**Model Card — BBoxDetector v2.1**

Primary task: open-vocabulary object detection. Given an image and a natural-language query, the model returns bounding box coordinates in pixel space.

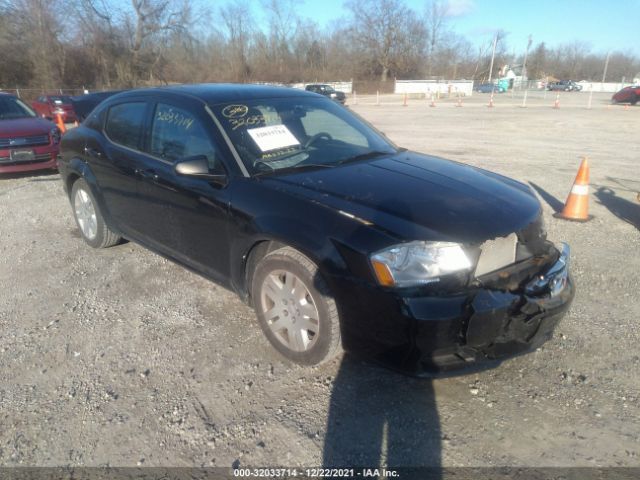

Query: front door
[134,100,234,283]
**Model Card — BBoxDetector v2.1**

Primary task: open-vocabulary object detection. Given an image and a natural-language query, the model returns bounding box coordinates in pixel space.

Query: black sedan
[305,84,346,104]
[58,84,574,375]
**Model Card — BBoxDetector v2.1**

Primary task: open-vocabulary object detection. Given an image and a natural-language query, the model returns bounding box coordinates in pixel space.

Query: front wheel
[251,247,342,365]
[71,178,121,248]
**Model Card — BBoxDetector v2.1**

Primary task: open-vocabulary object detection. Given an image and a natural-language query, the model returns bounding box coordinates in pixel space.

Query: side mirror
[174,155,227,186]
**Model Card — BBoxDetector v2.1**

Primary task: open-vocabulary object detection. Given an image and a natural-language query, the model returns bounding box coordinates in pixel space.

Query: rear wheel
[71,178,121,248]
[251,246,342,365]
[631,94,638,106]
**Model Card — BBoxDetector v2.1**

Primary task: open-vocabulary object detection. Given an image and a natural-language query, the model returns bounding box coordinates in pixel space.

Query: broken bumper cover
[338,243,574,376]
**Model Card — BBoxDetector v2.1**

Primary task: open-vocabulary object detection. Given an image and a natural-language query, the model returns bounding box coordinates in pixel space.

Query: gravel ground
[0,91,638,469]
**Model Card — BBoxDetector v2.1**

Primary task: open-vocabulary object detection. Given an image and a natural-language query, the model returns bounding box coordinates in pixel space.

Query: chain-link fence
[0,87,113,102]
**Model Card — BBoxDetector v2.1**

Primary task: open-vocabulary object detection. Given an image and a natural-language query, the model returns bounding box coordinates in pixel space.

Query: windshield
[213,97,397,175]
[49,95,72,104]
[0,96,37,120]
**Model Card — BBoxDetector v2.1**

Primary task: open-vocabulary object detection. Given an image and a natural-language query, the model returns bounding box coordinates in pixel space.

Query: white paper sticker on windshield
[247,124,300,152]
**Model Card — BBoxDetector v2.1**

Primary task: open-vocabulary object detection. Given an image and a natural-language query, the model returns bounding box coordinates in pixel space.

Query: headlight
[370,241,472,287]
[50,127,61,144]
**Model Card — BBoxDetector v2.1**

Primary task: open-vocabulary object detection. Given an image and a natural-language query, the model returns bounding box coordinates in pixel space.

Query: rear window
[49,96,72,104]
[105,102,146,150]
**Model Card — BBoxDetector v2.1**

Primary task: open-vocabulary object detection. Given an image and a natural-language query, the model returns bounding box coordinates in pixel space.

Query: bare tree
[424,0,448,76]
[259,0,302,81]
[220,1,254,81]
[345,0,427,82]
[125,0,193,85]
[2,0,66,89]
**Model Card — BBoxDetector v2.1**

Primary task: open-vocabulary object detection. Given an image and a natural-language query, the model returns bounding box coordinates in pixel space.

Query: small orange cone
[429,94,436,107]
[624,104,629,110]
[553,92,560,109]
[554,157,593,222]
[488,91,494,108]
[455,95,463,107]
[55,113,66,134]
[402,93,408,107]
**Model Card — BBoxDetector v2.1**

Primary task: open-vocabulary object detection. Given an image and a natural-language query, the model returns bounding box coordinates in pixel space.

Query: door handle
[84,146,102,158]
[135,168,159,182]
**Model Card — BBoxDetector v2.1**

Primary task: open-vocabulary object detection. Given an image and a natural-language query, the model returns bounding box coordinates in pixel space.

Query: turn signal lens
[371,260,395,286]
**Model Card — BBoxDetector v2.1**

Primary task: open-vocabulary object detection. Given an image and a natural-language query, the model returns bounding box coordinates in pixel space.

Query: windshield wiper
[255,163,335,177]
[337,150,398,166]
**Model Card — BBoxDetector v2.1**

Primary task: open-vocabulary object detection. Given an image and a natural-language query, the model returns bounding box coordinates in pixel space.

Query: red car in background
[0,93,60,174]
[611,86,640,105]
[31,94,78,122]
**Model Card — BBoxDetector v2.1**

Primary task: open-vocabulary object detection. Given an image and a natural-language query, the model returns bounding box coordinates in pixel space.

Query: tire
[251,246,342,365]
[631,95,638,106]
[70,178,121,249]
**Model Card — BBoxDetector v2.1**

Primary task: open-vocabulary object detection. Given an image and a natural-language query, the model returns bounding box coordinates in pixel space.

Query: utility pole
[488,34,498,83]
[521,35,532,107]
[602,51,611,86]
[521,35,532,88]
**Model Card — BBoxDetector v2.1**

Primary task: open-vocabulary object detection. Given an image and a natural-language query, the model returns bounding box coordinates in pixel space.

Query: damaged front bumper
[337,243,574,376]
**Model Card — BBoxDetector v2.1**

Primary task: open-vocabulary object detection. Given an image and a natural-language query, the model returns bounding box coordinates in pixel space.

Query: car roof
[110,83,313,105]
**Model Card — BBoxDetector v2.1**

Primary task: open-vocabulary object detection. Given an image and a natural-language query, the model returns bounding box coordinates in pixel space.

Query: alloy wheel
[259,269,320,352]
[74,188,97,240]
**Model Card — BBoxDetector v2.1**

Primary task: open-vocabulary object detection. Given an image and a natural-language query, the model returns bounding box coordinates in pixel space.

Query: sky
[274,0,636,55]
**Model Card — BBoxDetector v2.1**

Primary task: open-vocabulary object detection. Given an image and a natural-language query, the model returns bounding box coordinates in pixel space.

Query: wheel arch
[65,158,118,234]
[231,225,349,306]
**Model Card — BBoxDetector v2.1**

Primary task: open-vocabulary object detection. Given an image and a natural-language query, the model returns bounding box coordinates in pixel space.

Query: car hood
[262,151,542,243]
[0,117,55,137]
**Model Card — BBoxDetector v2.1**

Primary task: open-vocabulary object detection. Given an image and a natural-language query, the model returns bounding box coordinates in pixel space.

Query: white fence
[395,80,474,97]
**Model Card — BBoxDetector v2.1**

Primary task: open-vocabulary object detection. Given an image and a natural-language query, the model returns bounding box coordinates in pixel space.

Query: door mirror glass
[174,155,227,184]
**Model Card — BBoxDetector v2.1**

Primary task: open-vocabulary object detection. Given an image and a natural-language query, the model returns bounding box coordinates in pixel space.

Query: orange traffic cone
[55,113,66,134]
[553,157,593,222]
[402,93,408,106]
[456,95,463,107]
[553,92,560,109]
[488,91,494,108]
[429,94,436,107]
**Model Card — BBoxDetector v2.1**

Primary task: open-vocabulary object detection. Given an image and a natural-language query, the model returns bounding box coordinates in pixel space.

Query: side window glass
[85,108,104,131]
[105,102,146,150]
[149,103,221,171]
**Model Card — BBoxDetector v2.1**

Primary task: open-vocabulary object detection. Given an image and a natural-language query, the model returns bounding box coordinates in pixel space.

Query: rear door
[87,98,152,237]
